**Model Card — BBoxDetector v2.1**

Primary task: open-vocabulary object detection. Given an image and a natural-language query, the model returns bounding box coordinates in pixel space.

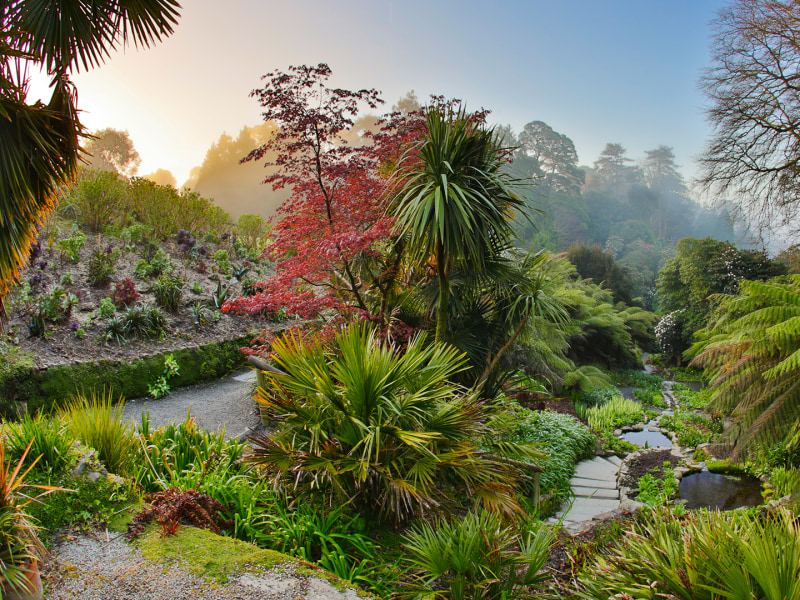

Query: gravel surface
[45,533,364,600]
[121,367,263,440]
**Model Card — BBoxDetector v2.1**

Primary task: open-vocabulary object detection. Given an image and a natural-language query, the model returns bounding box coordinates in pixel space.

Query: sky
[29,0,728,188]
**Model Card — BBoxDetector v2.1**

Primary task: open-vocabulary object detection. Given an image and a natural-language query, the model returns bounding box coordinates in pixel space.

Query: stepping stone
[605,455,623,467]
[574,458,619,481]
[572,486,620,500]
[556,497,620,523]
[569,477,618,490]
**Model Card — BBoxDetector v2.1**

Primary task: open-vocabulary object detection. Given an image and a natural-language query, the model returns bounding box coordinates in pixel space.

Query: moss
[1,335,254,415]
[139,526,293,584]
[706,459,750,475]
[0,344,36,410]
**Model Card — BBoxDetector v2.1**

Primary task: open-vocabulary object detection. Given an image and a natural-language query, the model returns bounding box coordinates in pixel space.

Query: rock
[86,472,102,482]
[71,460,87,477]
[613,429,622,437]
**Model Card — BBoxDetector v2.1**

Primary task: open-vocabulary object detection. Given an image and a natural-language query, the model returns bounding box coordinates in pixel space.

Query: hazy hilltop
[183,123,289,220]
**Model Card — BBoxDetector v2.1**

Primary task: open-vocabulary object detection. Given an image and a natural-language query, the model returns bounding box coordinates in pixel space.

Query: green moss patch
[139,526,293,584]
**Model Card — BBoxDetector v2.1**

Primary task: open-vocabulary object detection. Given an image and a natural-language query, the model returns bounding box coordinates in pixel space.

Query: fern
[691,275,800,456]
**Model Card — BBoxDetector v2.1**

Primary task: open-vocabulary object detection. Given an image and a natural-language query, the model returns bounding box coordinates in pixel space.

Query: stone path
[552,455,622,525]
[121,367,261,440]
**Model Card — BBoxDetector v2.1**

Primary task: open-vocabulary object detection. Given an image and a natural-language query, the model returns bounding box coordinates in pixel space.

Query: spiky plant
[689,275,800,456]
[246,323,543,524]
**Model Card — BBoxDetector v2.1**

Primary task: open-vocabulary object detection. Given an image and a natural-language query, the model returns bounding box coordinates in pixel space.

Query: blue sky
[34,0,728,187]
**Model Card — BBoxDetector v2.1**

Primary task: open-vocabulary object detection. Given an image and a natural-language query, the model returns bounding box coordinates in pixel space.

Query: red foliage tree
[222,64,422,350]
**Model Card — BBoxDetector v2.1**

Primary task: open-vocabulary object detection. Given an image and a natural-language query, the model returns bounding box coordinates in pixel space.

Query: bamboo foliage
[690,275,800,455]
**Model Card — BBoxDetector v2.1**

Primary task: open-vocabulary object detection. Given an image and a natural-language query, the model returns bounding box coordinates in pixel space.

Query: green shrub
[152,274,183,311]
[3,413,76,472]
[660,409,722,448]
[133,249,173,280]
[70,170,125,232]
[587,396,643,432]
[56,229,86,264]
[633,387,665,408]
[577,387,619,407]
[672,384,712,410]
[63,390,137,476]
[636,462,678,507]
[246,323,540,524]
[97,297,117,318]
[506,409,595,500]
[578,508,800,600]
[615,369,662,390]
[87,245,120,287]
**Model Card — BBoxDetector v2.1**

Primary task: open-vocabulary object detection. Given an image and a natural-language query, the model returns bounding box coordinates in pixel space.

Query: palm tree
[393,106,524,344]
[0,1,180,316]
[246,323,544,524]
[689,275,800,456]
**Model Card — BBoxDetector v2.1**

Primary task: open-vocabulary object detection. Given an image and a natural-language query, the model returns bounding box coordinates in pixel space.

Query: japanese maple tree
[222,64,420,345]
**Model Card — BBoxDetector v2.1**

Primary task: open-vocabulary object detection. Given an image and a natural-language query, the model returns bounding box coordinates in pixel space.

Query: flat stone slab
[573,459,619,482]
[557,497,620,522]
[605,455,623,467]
[569,476,618,490]
[233,370,258,383]
[572,486,620,500]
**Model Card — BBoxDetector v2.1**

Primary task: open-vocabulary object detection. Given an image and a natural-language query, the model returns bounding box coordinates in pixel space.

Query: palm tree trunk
[435,241,448,345]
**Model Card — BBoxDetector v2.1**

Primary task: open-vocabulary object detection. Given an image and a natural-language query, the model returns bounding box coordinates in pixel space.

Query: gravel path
[121,367,262,440]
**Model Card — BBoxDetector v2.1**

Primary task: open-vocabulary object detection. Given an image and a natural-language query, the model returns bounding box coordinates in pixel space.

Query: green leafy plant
[56,229,86,264]
[247,323,541,524]
[4,413,75,472]
[401,510,556,600]
[152,274,183,312]
[97,297,117,319]
[63,389,137,476]
[578,508,800,600]
[587,396,643,432]
[148,354,180,399]
[87,245,120,287]
[636,462,678,507]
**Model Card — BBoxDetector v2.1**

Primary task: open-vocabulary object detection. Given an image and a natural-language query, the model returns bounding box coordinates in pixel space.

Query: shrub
[97,297,117,318]
[578,508,800,600]
[235,214,270,253]
[110,278,140,308]
[152,274,183,311]
[246,324,540,524]
[56,229,86,264]
[587,396,643,432]
[504,408,595,500]
[87,245,120,287]
[134,249,173,280]
[70,169,124,232]
[4,413,76,472]
[63,389,137,476]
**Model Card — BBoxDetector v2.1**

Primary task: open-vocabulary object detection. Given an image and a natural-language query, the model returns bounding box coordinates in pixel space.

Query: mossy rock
[0,335,252,415]
[139,526,369,597]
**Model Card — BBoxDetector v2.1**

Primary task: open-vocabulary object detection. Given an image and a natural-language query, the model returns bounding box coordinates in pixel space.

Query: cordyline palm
[393,106,524,344]
[689,275,800,456]
[0,0,180,314]
[246,323,543,524]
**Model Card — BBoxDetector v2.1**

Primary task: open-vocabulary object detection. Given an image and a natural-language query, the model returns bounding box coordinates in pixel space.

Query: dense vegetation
[2,1,800,597]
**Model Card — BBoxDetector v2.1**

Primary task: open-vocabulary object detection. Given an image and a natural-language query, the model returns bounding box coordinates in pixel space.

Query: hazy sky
[31,0,728,187]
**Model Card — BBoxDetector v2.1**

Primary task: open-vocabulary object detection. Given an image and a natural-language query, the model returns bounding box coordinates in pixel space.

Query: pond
[679,471,763,510]
[622,429,673,448]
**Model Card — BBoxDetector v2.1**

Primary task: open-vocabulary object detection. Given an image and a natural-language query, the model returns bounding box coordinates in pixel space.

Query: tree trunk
[435,241,448,345]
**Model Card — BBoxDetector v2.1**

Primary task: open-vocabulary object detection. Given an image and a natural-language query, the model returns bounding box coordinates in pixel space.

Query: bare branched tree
[699,0,800,242]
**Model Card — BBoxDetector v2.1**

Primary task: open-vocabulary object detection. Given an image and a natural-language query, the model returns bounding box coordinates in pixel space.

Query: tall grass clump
[587,396,643,431]
[507,409,595,500]
[4,413,76,471]
[63,389,137,476]
[578,508,800,600]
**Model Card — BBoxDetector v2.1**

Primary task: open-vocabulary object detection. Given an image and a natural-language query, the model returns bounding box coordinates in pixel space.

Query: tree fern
[690,275,800,455]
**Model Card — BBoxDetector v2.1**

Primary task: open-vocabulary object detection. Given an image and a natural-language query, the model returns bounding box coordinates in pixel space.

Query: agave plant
[689,275,800,455]
[246,323,543,524]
